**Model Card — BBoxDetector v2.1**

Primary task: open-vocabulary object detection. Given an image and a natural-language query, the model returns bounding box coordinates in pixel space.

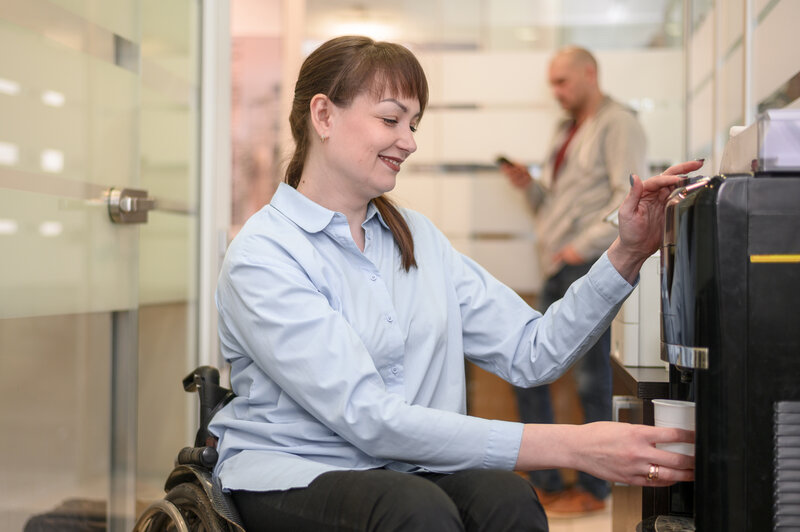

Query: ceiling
[304,0,684,51]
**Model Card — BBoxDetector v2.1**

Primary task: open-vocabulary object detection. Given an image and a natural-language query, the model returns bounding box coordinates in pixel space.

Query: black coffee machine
[657,109,800,531]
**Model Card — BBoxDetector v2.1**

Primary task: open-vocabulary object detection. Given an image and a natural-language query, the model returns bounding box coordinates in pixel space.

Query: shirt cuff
[588,252,638,304]
[483,420,525,471]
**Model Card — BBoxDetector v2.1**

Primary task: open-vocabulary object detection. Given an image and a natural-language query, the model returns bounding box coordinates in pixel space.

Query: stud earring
[320,134,328,143]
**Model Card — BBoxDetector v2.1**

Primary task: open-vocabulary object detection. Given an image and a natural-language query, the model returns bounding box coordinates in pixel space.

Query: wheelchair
[133,366,246,532]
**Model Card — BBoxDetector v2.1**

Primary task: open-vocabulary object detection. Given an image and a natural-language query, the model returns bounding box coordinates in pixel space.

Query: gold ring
[647,464,659,481]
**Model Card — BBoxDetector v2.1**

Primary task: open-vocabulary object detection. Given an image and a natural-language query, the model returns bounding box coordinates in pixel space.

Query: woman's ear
[310,93,333,141]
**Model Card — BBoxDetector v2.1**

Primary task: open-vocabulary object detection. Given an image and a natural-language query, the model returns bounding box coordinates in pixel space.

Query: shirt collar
[270,182,390,233]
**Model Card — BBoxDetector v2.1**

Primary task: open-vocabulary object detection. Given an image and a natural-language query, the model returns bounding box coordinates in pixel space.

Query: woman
[210,35,697,532]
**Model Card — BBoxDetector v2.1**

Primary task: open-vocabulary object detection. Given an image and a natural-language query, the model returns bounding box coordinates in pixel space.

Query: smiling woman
[208,35,697,532]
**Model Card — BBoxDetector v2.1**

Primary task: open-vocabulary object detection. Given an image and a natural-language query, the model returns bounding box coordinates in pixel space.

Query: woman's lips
[379,155,402,172]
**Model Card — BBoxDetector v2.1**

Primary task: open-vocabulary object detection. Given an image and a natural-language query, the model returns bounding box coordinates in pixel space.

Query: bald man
[500,46,648,516]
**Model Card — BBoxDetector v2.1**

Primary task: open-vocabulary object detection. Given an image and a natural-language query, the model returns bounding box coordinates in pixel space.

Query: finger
[651,464,695,483]
[640,173,682,192]
[662,159,704,176]
[618,174,643,218]
[651,448,695,471]
[648,427,695,444]
[639,466,695,486]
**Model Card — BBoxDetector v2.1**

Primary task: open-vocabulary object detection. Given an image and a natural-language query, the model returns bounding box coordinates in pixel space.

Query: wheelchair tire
[150,482,229,532]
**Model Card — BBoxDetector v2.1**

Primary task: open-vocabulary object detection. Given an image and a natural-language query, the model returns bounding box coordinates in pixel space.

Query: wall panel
[753,0,800,105]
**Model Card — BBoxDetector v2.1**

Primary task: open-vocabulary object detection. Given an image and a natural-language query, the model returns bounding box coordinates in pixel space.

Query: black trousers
[231,468,548,532]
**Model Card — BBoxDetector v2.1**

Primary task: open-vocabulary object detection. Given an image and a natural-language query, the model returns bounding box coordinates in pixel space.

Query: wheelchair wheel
[148,482,229,532]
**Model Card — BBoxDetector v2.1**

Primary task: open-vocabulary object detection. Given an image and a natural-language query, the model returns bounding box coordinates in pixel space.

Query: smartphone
[495,155,513,166]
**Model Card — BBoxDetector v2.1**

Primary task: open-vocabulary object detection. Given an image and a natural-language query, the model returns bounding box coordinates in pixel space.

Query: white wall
[687,0,800,170]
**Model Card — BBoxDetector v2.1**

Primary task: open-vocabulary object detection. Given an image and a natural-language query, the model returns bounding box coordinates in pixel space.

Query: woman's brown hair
[285,35,429,271]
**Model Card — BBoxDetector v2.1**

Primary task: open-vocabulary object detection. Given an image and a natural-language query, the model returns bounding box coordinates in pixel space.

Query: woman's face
[326,89,420,203]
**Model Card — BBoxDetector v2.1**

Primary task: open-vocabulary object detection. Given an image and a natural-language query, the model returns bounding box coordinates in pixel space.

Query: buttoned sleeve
[435,222,634,386]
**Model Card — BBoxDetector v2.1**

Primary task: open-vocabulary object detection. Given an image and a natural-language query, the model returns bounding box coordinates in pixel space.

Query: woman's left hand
[608,160,704,283]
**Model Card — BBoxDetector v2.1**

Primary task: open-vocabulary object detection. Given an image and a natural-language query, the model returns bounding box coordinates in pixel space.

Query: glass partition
[0,0,200,529]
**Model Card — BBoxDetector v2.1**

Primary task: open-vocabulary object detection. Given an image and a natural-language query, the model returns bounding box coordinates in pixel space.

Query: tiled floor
[547,508,612,532]
[546,496,612,532]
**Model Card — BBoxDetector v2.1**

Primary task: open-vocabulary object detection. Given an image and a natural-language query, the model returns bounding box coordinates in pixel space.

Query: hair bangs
[328,41,428,117]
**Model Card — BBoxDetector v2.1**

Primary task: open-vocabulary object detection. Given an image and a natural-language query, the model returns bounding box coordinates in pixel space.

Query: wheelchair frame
[133,366,245,532]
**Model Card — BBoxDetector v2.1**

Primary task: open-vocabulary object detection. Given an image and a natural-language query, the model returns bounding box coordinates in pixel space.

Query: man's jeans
[513,261,612,500]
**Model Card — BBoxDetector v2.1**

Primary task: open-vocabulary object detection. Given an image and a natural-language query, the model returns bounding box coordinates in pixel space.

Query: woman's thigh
[428,470,548,532]
[231,468,463,532]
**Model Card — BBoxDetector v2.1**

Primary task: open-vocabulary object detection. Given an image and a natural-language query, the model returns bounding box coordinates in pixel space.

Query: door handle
[107,188,156,224]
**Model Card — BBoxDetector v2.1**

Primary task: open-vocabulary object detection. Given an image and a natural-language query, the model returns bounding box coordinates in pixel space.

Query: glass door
[0,1,201,530]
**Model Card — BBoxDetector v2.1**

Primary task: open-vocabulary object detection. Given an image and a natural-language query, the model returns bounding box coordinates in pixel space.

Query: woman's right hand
[515,421,695,487]
[571,421,695,487]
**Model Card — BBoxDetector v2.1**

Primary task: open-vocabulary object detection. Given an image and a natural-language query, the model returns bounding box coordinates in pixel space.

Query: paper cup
[652,399,695,456]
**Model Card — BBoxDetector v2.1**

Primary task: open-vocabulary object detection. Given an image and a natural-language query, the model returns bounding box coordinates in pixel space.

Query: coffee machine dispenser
[659,109,800,531]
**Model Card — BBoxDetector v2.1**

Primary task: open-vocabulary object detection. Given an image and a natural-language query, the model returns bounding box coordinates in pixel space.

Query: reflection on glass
[41,90,66,107]
[38,220,63,237]
[0,77,20,94]
[0,142,19,165]
[0,218,18,234]
[40,149,64,173]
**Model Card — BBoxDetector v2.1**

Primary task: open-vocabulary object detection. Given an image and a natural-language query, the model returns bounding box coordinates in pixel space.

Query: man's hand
[499,160,533,189]
[553,245,584,266]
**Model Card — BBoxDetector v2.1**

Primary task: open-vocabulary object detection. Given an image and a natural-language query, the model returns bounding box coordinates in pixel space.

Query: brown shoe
[543,488,606,518]
[533,487,563,507]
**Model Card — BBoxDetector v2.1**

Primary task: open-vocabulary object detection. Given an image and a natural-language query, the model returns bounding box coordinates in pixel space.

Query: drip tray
[637,515,695,531]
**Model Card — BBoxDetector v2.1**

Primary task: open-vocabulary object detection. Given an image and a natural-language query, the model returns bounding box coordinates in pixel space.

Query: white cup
[652,399,695,456]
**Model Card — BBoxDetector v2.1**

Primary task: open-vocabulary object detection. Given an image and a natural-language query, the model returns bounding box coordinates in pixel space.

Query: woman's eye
[410,124,418,133]
[383,118,398,126]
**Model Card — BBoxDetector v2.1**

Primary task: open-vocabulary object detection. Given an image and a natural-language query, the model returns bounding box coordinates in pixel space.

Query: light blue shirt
[210,182,634,492]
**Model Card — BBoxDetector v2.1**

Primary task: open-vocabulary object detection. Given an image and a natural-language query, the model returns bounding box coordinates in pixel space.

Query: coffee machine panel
[612,252,664,367]
[660,109,800,531]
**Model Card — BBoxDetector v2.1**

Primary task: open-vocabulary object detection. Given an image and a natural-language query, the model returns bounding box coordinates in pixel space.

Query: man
[499,46,648,516]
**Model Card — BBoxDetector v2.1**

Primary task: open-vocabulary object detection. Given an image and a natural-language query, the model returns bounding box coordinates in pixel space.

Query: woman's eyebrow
[379,98,421,120]
[380,98,408,113]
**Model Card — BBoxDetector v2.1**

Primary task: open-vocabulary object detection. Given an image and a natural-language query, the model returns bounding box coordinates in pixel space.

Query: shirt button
[370,274,377,281]
[386,315,393,323]
[391,366,399,374]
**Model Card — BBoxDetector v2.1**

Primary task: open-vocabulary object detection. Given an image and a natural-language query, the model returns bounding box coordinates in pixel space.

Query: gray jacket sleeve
[570,109,647,259]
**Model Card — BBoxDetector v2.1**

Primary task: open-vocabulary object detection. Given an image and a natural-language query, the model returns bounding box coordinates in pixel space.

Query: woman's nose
[398,128,417,154]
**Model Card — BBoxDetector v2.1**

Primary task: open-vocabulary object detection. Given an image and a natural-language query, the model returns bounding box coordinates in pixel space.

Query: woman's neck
[296,169,369,252]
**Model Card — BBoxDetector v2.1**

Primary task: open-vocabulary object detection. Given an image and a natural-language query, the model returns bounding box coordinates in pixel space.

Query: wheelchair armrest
[183,365,219,392]
[183,366,235,448]
[176,446,218,468]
